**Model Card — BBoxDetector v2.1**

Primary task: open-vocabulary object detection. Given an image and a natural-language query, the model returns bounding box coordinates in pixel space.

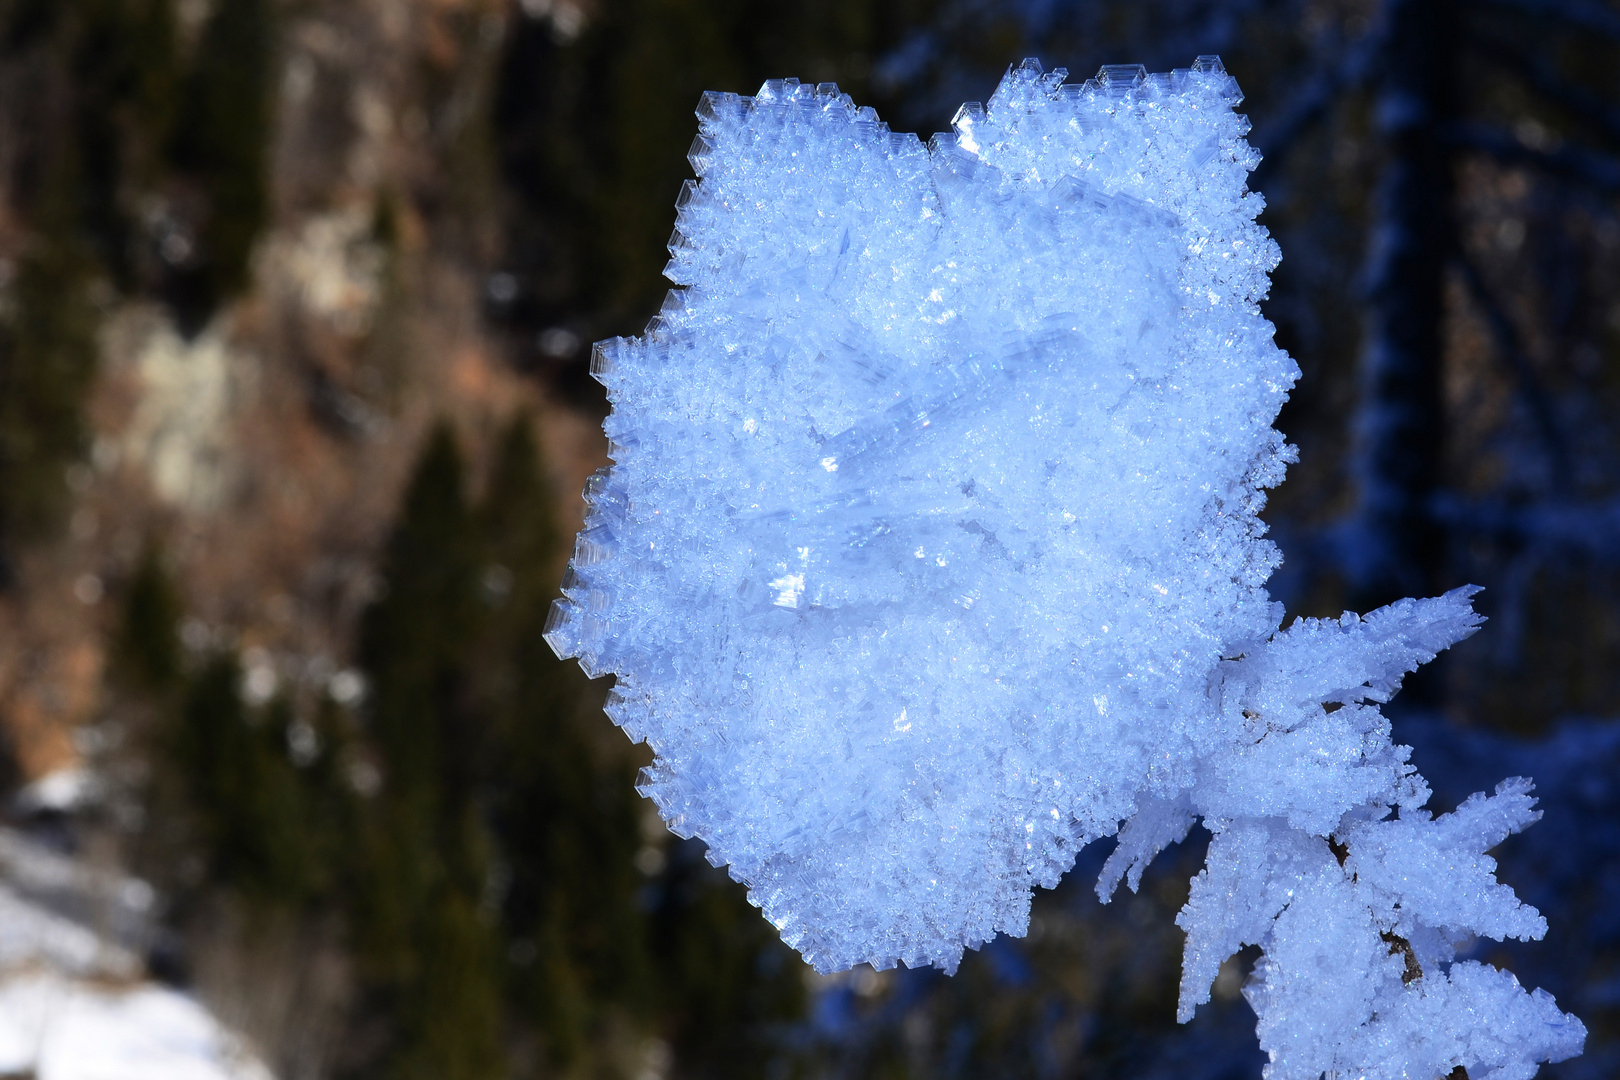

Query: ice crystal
[546,57,1585,1078]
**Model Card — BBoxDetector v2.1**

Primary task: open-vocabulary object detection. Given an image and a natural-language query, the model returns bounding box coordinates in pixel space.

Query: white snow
[0,832,273,1080]
[0,829,157,961]
[0,971,274,1080]
[546,56,1586,1078]
[12,769,100,817]
[0,882,138,980]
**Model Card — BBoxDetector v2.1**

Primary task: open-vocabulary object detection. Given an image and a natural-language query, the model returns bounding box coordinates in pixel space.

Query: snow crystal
[547,56,1584,1077]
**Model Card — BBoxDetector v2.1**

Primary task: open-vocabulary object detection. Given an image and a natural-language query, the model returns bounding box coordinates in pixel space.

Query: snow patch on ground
[0,830,274,1079]
[0,970,273,1080]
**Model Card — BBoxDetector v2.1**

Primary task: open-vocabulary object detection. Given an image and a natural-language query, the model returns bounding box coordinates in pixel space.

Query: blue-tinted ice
[546,58,1583,1079]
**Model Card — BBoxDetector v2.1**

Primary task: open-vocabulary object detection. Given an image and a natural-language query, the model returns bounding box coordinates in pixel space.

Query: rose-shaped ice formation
[544,62,1583,1080]
[546,57,1295,972]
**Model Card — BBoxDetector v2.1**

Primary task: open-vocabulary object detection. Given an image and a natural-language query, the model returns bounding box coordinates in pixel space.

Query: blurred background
[0,0,1615,1078]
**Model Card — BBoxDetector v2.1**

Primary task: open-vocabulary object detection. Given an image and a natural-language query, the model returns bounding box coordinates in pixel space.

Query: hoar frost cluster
[545,58,1586,1078]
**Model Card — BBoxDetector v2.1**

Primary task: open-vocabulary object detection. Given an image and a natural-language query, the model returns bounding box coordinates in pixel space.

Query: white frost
[547,56,1585,1078]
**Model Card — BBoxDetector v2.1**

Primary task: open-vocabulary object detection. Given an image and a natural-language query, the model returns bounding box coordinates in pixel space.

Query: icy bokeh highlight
[546,58,1584,1079]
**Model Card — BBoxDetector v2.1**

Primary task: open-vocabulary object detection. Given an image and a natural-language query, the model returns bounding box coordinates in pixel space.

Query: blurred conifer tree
[112,546,336,916]
[109,544,185,696]
[352,422,505,1079]
[170,657,324,905]
[165,0,272,331]
[0,226,99,579]
[478,417,653,1067]
[0,0,183,572]
[71,0,181,285]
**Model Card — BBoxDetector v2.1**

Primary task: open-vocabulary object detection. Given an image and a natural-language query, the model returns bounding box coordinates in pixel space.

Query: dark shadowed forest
[0,1,1616,1078]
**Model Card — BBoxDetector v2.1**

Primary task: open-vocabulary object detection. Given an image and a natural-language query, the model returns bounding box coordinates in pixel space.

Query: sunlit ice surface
[547,57,1584,1080]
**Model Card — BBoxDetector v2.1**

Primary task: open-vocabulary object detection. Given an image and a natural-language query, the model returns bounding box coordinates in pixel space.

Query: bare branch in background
[1480,0,1620,43]
[1448,121,1620,192]
[1452,252,1572,489]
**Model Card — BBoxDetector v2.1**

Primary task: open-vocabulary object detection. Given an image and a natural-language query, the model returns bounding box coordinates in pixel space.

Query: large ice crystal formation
[546,57,1585,1077]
